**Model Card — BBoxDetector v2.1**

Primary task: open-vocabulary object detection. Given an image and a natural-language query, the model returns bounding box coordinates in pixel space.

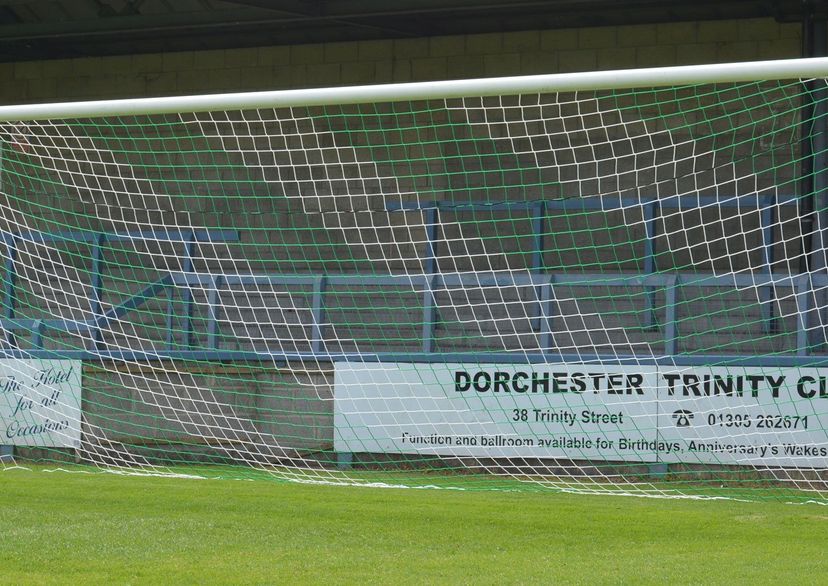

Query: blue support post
[31,320,43,349]
[531,200,546,273]
[796,274,812,357]
[422,274,438,353]
[422,207,439,349]
[424,207,439,275]
[813,20,828,349]
[531,201,546,331]
[311,276,327,354]
[88,233,105,351]
[336,451,353,469]
[206,276,224,350]
[759,197,777,333]
[644,200,659,329]
[165,286,175,349]
[3,236,17,348]
[539,279,556,353]
[181,232,196,349]
[664,276,678,355]
[803,13,828,349]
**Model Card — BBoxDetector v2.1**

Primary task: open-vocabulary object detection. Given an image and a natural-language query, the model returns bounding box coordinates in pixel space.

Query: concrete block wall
[81,364,333,460]
[0,18,801,104]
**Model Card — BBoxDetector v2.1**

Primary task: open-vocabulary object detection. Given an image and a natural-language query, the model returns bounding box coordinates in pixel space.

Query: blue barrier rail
[0,265,825,364]
[0,228,239,354]
[387,194,801,332]
[0,194,823,367]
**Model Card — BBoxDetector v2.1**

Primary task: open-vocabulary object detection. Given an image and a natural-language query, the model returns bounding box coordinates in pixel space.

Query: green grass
[1,467,827,585]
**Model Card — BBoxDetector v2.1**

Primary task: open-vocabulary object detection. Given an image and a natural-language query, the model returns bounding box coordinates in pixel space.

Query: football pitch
[1,467,827,584]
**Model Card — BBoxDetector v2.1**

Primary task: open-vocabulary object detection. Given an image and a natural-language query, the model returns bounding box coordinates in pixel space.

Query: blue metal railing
[0,228,238,354]
[0,265,824,366]
[387,193,800,332]
[0,191,824,367]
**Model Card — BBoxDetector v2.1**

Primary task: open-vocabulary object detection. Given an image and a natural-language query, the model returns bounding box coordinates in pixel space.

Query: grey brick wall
[0,18,801,104]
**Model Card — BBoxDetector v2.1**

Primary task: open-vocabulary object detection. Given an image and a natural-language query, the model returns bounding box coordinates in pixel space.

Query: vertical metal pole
[3,235,17,348]
[760,197,777,333]
[422,207,439,352]
[0,142,8,350]
[801,8,817,276]
[802,8,828,347]
[664,276,678,356]
[424,207,438,275]
[797,274,812,356]
[813,18,828,347]
[165,286,175,349]
[88,233,105,351]
[0,138,13,459]
[206,275,223,350]
[531,201,546,272]
[422,274,437,354]
[336,451,353,469]
[31,320,43,349]
[539,278,556,353]
[644,200,659,329]
[182,231,196,348]
[311,276,327,354]
[531,201,546,331]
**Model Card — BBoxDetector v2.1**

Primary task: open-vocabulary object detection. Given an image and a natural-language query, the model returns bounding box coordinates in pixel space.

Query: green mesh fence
[0,73,827,502]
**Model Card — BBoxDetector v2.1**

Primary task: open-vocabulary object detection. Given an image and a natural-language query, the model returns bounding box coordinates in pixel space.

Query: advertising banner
[0,360,82,448]
[334,363,828,467]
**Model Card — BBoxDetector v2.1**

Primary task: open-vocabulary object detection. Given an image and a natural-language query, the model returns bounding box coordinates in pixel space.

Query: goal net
[1,58,828,501]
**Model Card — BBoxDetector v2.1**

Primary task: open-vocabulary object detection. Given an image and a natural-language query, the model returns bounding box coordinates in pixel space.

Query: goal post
[1,57,828,501]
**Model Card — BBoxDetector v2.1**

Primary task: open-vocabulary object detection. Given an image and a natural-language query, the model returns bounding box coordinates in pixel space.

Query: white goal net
[1,58,828,501]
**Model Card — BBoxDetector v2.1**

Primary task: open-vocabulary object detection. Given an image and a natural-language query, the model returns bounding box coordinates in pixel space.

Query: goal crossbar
[0,57,827,122]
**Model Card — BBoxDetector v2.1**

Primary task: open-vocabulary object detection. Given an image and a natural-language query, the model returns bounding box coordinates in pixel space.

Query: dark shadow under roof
[0,0,822,62]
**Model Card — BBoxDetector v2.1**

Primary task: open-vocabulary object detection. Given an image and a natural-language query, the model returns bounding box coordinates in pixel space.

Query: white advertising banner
[335,363,661,461]
[0,360,82,448]
[658,367,828,467]
[334,363,828,467]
